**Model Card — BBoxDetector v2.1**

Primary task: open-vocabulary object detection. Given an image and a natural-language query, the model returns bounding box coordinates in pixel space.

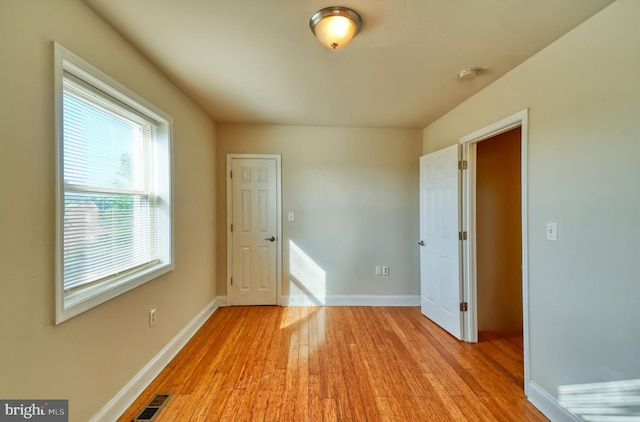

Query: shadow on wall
[288,239,326,306]
[559,379,640,420]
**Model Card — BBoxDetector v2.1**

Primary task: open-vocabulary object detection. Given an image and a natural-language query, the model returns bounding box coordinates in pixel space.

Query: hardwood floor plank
[479,394,527,422]
[308,307,321,376]
[326,310,353,419]
[154,393,190,422]
[204,383,232,421]
[344,342,380,422]
[179,308,237,393]
[235,359,266,420]
[279,324,300,420]
[118,306,548,421]
[424,373,473,421]
[381,392,409,420]
[189,372,227,421]
[374,396,395,421]
[477,331,525,387]
[322,398,339,422]
[263,368,286,422]
[219,389,244,421]
[249,388,270,422]
[309,374,323,422]
[296,343,310,421]
[172,366,223,420]
[452,394,500,422]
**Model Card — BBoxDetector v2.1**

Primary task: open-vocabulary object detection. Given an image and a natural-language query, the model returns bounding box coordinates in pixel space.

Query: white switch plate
[546,222,558,241]
[375,265,382,276]
[288,212,295,222]
[149,308,157,327]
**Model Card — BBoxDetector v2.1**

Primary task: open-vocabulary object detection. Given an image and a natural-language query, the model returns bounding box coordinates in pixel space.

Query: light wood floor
[119,306,547,421]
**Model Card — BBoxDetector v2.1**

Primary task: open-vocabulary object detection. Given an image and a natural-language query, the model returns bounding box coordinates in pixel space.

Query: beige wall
[423,0,640,410]
[0,1,217,420]
[217,124,422,301]
[476,128,522,331]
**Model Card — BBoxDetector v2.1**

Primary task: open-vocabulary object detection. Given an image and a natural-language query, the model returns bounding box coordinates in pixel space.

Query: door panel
[231,158,277,305]
[420,145,462,339]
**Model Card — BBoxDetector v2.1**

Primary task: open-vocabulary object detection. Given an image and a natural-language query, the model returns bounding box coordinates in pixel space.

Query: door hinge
[458,160,468,170]
[459,231,468,240]
[230,171,233,178]
[460,302,468,312]
[230,224,233,232]
[230,277,233,286]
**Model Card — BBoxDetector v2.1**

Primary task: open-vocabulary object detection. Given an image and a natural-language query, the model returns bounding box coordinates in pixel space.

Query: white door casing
[227,155,281,306]
[419,145,463,340]
[459,109,529,394]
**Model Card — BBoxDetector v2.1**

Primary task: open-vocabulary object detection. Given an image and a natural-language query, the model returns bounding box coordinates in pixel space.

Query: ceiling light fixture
[309,6,363,50]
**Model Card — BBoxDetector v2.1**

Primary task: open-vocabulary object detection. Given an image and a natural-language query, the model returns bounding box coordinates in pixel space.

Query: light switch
[288,212,295,222]
[546,222,558,241]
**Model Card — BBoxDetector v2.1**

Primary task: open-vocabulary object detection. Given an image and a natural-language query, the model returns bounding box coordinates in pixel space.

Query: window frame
[54,43,174,324]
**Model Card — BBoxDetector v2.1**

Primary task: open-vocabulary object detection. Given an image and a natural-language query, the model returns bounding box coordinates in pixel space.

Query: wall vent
[133,393,172,422]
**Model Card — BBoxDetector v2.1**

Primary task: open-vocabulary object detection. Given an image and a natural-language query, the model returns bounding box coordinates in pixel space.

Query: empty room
[1,1,639,421]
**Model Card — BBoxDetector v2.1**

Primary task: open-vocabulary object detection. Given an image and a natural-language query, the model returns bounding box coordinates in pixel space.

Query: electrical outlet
[149,308,157,327]
[382,266,389,276]
[546,222,558,241]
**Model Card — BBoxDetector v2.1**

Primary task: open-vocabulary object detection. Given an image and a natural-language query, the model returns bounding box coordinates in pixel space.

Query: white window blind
[62,76,158,292]
[55,43,173,323]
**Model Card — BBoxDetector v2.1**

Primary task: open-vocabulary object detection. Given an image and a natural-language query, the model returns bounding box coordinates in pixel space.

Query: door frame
[459,109,530,394]
[226,153,283,306]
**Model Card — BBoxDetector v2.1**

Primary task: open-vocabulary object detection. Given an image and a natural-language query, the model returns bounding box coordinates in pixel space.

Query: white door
[230,157,278,305]
[419,145,462,339]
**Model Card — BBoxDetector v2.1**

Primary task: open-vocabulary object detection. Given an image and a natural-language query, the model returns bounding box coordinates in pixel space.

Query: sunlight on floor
[277,306,327,351]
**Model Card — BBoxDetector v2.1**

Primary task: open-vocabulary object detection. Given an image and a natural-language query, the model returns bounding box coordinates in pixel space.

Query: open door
[419,145,463,339]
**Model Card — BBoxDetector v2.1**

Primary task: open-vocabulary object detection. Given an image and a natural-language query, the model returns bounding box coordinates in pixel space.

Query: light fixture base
[310,6,363,50]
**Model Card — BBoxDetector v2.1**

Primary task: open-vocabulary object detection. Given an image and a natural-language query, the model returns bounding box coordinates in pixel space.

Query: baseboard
[282,294,420,307]
[527,381,581,422]
[90,297,222,422]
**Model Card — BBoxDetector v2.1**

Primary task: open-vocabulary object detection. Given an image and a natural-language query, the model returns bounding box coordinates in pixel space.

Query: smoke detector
[458,68,481,80]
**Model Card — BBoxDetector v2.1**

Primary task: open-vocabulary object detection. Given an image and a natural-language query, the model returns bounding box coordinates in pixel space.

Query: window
[54,43,173,323]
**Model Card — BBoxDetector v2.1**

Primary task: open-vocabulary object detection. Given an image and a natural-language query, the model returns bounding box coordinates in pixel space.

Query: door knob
[264,236,276,242]
[418,240,425,246]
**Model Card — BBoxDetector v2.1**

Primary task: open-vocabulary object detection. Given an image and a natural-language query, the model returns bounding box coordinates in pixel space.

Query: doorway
[460,109,529,394]
[475,127,525,388]
[476,128,522,332]
[226,154,282,306]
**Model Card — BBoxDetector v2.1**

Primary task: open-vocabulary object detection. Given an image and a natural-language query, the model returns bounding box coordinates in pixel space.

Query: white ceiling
[83,0,614,129]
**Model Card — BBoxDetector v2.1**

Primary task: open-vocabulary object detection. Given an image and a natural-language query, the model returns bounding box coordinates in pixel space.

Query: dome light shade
[310,7,362,50]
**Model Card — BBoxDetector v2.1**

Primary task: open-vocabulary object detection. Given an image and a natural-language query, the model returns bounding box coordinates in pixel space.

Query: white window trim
[54,42,174,324]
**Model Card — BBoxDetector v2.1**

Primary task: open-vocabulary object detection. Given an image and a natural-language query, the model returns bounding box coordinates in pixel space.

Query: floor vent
[133,393,172,422]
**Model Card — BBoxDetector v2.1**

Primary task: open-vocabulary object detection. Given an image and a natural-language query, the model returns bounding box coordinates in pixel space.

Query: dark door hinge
[458,160,468,170]
[459,231,468,241]
[460,302,468,312]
